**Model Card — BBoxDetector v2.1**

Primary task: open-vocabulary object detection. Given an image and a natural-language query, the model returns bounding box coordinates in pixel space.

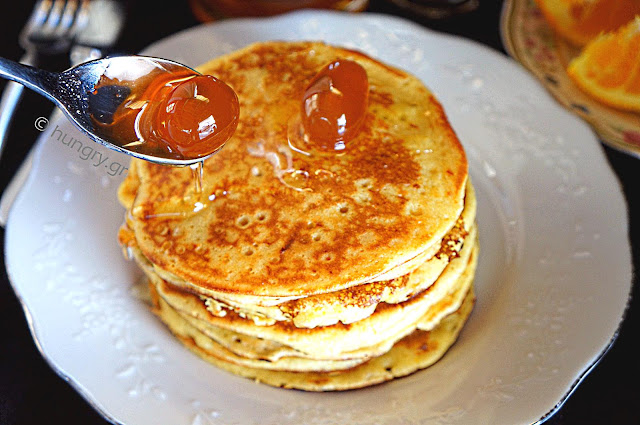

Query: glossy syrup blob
[301,59,369,151]
[147,74,239,158]
[95,70,239,161]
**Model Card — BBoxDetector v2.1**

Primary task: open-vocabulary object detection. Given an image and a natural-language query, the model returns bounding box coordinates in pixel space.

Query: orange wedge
[567,17,640,112]
[534,0,640,46]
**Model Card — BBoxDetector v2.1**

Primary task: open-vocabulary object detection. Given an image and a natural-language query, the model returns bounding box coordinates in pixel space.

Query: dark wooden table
[1,1,638,424]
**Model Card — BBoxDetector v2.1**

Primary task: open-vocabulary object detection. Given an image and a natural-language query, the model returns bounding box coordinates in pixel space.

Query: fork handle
[0,51,37,161]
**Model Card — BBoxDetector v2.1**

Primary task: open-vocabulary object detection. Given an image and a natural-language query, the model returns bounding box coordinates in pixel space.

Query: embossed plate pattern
[5,11,632,425]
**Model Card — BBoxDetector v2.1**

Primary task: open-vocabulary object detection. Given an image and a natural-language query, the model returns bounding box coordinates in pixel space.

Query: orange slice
[567,17,640,112]
[534,0,640,46]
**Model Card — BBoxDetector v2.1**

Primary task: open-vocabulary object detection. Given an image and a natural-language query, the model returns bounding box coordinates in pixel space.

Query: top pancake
[119,41,468,297]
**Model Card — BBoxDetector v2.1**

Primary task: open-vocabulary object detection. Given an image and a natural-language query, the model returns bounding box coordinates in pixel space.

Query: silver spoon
[0,55,231,166]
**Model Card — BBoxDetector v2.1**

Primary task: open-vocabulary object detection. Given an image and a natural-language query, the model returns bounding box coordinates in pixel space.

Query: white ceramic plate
[5,11,631,425]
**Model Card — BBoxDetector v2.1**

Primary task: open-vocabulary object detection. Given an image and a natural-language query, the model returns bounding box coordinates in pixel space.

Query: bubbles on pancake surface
[355,178,374,190]
[236,215,252,228]
[337,203,350,214]
[161,240,173,252]
[321,252,335,262]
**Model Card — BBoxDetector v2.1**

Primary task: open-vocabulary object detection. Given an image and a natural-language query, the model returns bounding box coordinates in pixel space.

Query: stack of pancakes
[117,42,478,391]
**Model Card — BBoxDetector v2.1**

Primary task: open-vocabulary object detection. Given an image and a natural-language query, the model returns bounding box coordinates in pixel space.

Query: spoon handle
[0,56,58,104]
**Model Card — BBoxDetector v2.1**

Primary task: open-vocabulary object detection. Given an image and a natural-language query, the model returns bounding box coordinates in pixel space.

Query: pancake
[119,41,468,298]
[124,182,476,328]
[150,235,477,359]
[152,242,476,370]
[151,282,475,391]
[118,41,479,391]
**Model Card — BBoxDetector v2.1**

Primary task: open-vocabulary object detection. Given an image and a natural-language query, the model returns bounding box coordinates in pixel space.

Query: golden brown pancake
[156,243,475,371]
[123,183,476,328]
[149,237,477,360]
[119,41,468,298]
[151,282,475,391]
[118,41,478,391]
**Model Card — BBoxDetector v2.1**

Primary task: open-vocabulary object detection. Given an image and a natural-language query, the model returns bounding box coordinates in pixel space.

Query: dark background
[1,1,638,424]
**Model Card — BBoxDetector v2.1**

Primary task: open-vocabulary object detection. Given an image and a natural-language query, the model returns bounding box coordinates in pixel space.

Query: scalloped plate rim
[4,10,633,425]
[500,0,640,158]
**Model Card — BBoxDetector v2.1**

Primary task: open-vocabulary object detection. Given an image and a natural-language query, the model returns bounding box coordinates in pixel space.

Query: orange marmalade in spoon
[91,66,239,162]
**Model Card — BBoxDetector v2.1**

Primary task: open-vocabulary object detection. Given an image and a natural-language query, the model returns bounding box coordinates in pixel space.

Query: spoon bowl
[0,55,237,166]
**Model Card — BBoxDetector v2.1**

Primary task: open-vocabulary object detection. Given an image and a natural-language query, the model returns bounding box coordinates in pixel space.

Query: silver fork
[0,0,89,161]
